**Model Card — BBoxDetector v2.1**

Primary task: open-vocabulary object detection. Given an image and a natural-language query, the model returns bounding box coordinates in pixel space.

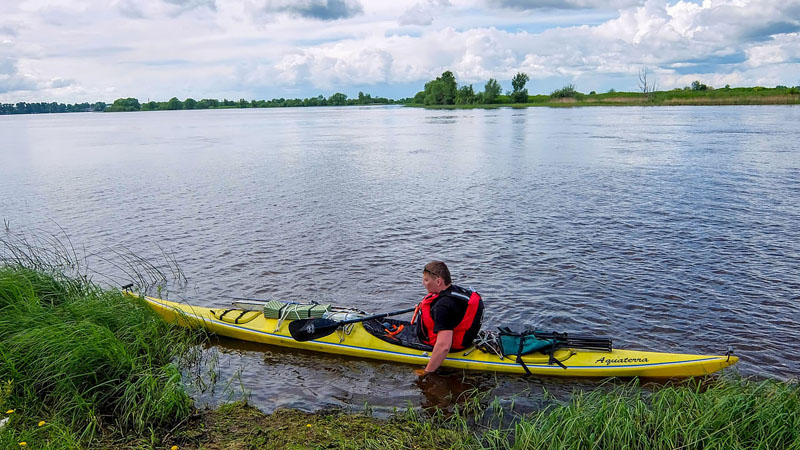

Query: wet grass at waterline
[505,377,799,449]
[0,265,203,448]
[105,376,797,449]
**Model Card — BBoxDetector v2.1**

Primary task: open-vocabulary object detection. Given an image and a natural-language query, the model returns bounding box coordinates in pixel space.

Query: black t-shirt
[431,286,469,332]
[427,285,484,350]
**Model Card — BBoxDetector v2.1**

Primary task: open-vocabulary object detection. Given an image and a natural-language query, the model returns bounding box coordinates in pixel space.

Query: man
[413,261,484,375]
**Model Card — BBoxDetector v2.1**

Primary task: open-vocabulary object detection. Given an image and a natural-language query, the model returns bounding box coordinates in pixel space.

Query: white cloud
[399,0,451,26]
[266,0,799,91]
[114,0,148,18]
[112,0,217,19]
[49,78,74,89]
[0,57,16,75]
[0,57,46,94]
[452,29,516,81]
[0,25,18,37]
[490,0,644,10]
[258,0,364,21]
[163,0,217,13]
[261,42,395,88]
[746,43,786,67]
[1,0,799,103]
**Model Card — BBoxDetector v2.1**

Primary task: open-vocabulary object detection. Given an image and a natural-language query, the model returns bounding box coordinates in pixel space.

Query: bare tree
[639,68,658,100]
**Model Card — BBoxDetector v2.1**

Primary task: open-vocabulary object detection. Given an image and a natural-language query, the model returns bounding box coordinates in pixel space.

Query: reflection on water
[195,335,594,415]
[1,105,799,413]
[415,371,482,410]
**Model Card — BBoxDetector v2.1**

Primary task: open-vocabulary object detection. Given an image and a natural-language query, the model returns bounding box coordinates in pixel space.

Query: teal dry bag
[497,327,563,374]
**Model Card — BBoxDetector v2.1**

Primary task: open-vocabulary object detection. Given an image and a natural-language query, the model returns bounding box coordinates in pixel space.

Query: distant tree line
[1,91,394,115]
[0,102,107,115]
[4,78,798,115]
[409,70,613,105]
[410,71,531,105]
[104,91,394,112]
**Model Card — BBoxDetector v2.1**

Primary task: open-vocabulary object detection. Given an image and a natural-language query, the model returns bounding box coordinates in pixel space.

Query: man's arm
[424,330,453,373]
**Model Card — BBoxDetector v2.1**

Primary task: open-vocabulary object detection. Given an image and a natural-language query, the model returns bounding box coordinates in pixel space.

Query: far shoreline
[407,93,800,109]
[3,85,799,115]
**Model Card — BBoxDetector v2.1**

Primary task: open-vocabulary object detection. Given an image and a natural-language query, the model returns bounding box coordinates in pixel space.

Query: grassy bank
[0,265,202,448]
[116,376,798,449]
[1,264,797,449]
[411,86,800,109]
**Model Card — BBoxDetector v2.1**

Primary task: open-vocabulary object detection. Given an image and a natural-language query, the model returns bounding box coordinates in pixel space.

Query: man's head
[422,261,451,294]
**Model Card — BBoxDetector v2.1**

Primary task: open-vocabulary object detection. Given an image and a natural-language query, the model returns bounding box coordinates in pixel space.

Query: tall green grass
[358,377,800,449]
[0,265,200,447]
[507,378,800,449]
[194,377,797,449]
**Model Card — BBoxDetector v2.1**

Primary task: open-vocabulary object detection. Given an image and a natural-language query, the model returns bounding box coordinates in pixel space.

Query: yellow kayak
[126,292,738,378]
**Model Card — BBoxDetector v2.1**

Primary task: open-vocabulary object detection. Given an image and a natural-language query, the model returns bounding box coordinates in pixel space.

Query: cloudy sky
[1,0,799,103]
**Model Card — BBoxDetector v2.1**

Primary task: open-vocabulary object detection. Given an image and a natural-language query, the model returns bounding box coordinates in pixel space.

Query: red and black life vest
[413,286,483,351]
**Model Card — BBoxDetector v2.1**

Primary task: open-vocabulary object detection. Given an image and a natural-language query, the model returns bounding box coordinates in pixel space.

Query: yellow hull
[128,293,738,378]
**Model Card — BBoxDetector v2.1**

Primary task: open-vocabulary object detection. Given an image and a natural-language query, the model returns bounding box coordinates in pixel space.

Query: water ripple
[1,105,799,411]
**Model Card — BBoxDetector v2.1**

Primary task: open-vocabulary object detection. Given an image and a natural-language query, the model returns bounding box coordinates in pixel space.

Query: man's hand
[425,330,453,373]
[414,368,431,376]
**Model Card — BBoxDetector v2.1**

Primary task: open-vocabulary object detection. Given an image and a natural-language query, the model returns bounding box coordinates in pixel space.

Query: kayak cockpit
[362,317,434,351]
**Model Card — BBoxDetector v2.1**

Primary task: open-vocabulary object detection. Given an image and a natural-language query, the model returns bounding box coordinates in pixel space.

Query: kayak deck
[127,292,739,378]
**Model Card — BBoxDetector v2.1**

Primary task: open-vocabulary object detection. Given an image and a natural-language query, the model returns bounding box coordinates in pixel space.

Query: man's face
[422,272,444,294]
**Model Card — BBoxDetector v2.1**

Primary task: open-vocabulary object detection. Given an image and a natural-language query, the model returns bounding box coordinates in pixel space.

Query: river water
[1,105,798,413]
